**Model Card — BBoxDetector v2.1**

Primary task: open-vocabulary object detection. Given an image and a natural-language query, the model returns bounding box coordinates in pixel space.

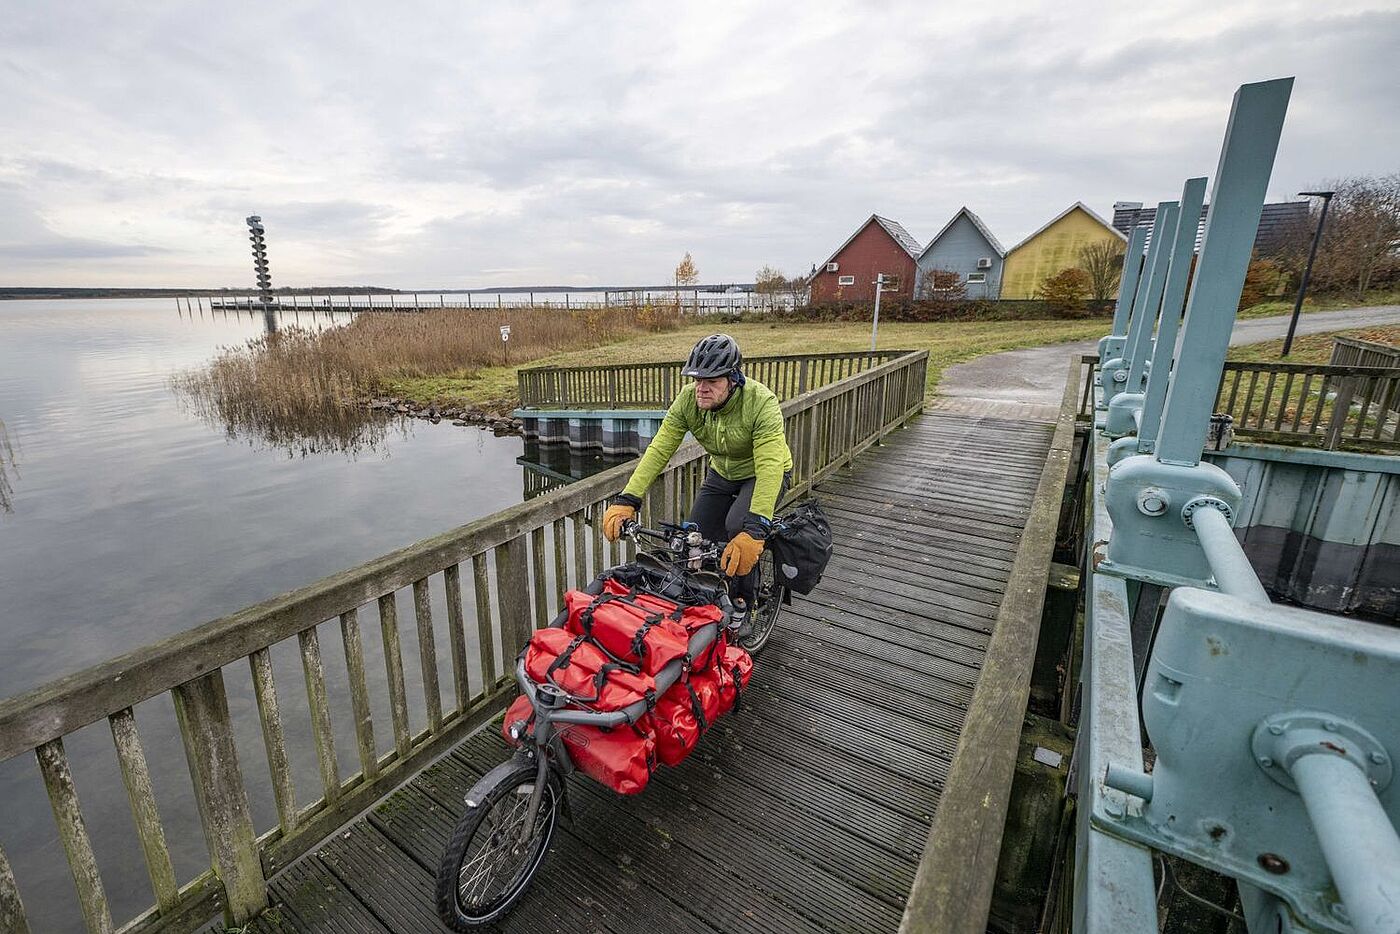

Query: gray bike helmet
[682,334,742,378]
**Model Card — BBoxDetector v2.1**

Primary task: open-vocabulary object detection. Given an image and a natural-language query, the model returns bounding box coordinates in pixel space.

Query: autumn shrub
[1037,268,1092,314]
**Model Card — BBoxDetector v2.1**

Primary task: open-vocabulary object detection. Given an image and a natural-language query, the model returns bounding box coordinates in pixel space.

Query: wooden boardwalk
[248,411,1055,933]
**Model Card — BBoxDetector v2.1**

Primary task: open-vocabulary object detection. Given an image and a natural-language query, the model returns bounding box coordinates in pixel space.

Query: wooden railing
[1074,355,1400,453]
[1215,360,1400,452]
[0,350,928,934]
[517,350,914,409]
[1331,335,1400,369]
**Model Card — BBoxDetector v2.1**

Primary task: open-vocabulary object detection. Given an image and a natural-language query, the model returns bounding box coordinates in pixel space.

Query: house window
[967,272,987,284]
[837,275,855,286]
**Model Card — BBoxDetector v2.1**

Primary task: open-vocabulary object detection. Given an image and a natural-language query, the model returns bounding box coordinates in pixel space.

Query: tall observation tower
[246,215,273,307]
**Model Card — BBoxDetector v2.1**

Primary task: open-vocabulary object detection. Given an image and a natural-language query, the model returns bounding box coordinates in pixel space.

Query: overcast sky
[2,1,1397,289]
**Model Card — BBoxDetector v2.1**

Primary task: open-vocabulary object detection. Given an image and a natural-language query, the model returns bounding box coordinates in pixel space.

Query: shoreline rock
[361,396,522,436]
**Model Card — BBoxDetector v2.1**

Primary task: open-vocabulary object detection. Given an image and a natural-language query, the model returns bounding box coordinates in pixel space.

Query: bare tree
[755,265,784,309]
[916,269,966,301]
[1305,174,1400,299]
[1078,239,1127,301]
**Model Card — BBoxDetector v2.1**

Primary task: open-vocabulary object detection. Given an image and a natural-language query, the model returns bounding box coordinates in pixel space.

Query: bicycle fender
[463,752,534,808]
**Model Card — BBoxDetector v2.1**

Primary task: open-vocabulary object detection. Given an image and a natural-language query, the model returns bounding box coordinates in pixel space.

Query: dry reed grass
[172,302,684,453]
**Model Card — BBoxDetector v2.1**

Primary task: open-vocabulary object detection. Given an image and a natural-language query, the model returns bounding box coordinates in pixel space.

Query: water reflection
[0,418,15,512]
[518,442,635,498]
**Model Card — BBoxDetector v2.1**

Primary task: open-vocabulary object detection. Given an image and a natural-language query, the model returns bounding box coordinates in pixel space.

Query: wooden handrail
[0,349,929,934]
[517,349,917,409]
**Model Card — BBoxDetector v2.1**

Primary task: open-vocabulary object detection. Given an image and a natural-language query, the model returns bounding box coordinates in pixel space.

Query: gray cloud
[1,1,1396,287]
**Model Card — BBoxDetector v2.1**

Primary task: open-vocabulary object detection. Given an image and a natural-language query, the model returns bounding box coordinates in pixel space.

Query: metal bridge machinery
[1076,78,1400,934]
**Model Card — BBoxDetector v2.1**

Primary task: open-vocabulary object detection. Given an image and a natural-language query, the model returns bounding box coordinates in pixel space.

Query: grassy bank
[385,318,1111,409]
[1236,288,1400,320]
[1226,324,1400,364]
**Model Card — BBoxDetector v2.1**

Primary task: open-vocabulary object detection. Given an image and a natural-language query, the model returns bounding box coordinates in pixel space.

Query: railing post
[0,844,28,934]
[173,669,267,924]
[1324,375,1358,450]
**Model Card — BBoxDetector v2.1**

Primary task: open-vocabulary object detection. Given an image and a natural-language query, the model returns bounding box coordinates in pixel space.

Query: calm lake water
[0,299,617,930]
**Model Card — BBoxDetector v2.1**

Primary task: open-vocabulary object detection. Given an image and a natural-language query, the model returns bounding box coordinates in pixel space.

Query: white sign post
[499,325,511,342]
[500,324,511,364]
[870,273,888,351]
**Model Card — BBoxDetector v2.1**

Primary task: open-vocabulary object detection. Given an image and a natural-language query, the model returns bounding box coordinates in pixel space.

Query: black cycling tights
[686,468,790,606]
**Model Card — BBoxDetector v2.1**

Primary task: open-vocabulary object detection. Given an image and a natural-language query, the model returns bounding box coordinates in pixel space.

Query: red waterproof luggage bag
[562,589,690,676]
[502,695,657,795]
[522,628,655,711]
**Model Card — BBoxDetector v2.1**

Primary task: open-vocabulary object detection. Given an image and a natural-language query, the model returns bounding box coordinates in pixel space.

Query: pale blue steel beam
[1155,78,1292,466]
[1124,202,1180,388]
[1136,177,1208,453]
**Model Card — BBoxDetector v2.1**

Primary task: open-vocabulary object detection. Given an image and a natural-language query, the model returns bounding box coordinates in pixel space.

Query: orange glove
[602,503,636,542]
[721,532,764,577]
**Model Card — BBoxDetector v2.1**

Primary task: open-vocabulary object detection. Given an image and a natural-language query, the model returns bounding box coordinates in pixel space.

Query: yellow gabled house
[999,202,1126,299]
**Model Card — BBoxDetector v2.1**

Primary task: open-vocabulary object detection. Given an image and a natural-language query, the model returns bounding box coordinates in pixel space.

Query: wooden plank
[0,844,28,934]
[471,553,497,687]
[496,536,533,657]
[247,648,299,833]
[378,593,411,759]
[171,670,266,924]
[443,565,470,711]
[338,609,378,781]
[35,739,113,933]
[897,356,1076,934]
[530,526,548,628]
[411,577,443,732]
[107,708,179,914]
[570,509,587,589]
[552,518,568,614]
[297,626,341,805]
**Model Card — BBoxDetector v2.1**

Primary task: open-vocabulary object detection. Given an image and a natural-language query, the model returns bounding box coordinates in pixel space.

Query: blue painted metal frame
[1079,76,1400,934]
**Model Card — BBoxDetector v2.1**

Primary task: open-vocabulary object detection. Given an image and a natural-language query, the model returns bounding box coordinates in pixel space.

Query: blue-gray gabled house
[914,207,1006,299]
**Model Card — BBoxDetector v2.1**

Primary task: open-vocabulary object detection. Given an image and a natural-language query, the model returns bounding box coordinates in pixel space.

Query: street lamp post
[870,273,888,351]
[1281,190,1335,358]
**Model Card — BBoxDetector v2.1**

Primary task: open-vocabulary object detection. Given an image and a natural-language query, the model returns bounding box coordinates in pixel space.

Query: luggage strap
[628,614,663,662]
[731,663,744,714]
[683,677,709,732]
[577,592,624,635]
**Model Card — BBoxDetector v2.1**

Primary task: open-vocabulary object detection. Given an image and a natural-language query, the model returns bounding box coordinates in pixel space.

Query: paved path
[933,306,1400,422]
[247,412,1055,934]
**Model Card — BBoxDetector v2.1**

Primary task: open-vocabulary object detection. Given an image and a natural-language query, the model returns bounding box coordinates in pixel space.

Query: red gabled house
[808,214,922,304]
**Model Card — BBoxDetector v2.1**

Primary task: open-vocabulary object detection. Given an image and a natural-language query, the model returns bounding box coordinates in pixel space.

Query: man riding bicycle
[601,334,793,636]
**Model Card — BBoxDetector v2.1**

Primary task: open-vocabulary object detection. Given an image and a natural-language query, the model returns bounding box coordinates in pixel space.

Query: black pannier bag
[767,499,833,595]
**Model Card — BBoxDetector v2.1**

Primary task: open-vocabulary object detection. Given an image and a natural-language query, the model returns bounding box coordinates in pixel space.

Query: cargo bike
[434,507,828,930]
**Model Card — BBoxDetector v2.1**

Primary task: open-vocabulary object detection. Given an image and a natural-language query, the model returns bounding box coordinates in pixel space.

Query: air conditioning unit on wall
[826,262,839,272]
[976,257,993,269]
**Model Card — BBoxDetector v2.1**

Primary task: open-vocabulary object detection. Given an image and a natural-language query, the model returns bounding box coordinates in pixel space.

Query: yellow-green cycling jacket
[622,378,794,519]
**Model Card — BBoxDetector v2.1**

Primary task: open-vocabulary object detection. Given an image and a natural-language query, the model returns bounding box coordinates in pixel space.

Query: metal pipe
[1291,751,1400,934]
[1191,505,1270,602]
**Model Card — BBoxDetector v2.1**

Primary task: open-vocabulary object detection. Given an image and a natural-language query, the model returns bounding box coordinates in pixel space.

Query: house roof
[918,207,1006,260]
[1005,201,1127,255]
[814,214,922,275]
[1112,200,1308,256]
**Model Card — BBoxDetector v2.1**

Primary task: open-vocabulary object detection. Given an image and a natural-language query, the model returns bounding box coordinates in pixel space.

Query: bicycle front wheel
[435,763,561,929]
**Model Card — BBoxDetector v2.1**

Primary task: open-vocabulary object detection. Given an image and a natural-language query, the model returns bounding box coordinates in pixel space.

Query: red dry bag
[522,628,655,711]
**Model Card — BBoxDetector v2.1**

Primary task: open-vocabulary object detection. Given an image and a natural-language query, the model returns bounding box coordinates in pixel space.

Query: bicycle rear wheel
[435,763,560,929]
[738,549,784,655]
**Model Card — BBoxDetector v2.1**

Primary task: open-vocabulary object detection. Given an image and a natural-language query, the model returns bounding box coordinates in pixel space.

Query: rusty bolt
[1257,853,1290,875]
